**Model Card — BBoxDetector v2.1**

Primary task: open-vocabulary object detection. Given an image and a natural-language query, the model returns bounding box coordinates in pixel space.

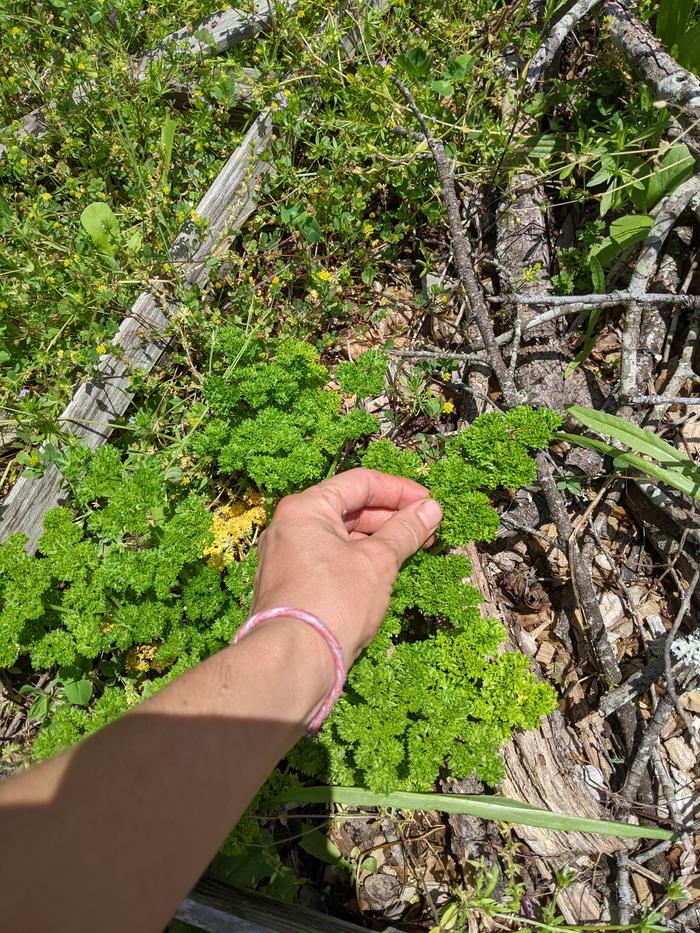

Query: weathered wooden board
[604,0,700,129]
[175,876,402,933]
[1,0,389,551]
[0,2,287,156]
[0,110,272,550]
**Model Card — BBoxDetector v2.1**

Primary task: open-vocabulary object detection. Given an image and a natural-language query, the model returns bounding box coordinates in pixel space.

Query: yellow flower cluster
[124,643,170,674]
[203,489,267,569]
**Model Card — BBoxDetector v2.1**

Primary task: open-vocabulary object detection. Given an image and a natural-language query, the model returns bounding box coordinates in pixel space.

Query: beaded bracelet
[232,607,347,737]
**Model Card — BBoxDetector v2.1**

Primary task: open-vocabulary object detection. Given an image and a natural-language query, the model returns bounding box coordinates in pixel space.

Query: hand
[251,468,443,666]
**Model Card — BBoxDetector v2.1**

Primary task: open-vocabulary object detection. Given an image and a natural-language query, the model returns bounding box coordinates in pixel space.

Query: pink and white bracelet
[232,606,347,737]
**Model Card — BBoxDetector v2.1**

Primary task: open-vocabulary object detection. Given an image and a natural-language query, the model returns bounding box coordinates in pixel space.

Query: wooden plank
[1,0,389,550]
[175,877,402,933]
[0,110,273,551]
[0,2,288,156]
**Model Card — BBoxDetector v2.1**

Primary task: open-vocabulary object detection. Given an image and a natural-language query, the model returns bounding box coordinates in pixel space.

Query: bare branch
[604,0,700,129]
[621,177,700,403]
[621,564,700,803]
[631,395,700,406]
[526,0,604,91]
[489,291,700,309]
[387,349,491,365]
[391,74,521,407]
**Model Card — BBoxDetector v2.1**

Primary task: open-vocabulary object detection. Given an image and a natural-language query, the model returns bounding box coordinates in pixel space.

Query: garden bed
[2,2,700,932]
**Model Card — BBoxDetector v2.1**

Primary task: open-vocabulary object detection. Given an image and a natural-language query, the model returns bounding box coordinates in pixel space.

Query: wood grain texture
[0,110,272,550]
[0,2,285,156]
[604,0,700,128]
[1,0,389,549]
[175,876,392,932]
[464,545,625,858]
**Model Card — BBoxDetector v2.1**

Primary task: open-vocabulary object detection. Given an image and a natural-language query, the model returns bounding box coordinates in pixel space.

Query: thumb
[369,496,443,568]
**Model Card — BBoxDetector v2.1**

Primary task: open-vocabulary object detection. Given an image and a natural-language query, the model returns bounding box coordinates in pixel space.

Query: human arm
[0,469,442,933]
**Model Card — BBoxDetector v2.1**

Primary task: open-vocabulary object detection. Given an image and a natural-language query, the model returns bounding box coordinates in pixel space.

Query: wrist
[230,615,337,733]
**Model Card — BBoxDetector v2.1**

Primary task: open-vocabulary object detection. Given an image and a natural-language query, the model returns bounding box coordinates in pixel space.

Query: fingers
[368,497,443,569]
[343,506,397,535]
[311,468,429,517]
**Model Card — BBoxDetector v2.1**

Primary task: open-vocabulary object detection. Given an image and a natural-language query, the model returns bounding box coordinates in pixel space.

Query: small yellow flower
[77,62,85,71]
[442,400,455,414]
[20,157,27,165]
[57,349,64,359]
[442,371,451,381]
[248,275,255,285]
[318,269,331,282]
[11,26,20,36]
[44,39,51,48]
[62,258,71,266]
[41,192,52,201]
[383,64,393,74]
[272,275,280,285]
[176,210,186,222]
[363,222,374,236]
[369,211,376,218]
[95,344,107,355]
[162,185,171,195]
[194,142,202,152]
[296,8,304,16]
[270,101,278,111]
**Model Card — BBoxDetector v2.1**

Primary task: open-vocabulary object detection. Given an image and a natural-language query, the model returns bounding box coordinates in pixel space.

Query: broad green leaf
[587,166,612,188]
[275,787,675,841]
[62,677,92,706]
[614,450,700,500]
[80,202,120,258]
[677,21,700,75]
[430,79,453,97]
[28,694,49,721]
[644,145,693,210]
[557,431,700,501]
[566,406,692,467]
[608,214,653,248]
[526,133,558,160]
[126,231,143,255]
[656,0,693,50]
[0,192,11,234]
[298,825,349,870]
[160,116,177,187]
[300,216,322,244]
[588,254,605,293]
[193,28,217,50]
[446,53,475,82]
[397,46,433,78]
[599,185,615,217]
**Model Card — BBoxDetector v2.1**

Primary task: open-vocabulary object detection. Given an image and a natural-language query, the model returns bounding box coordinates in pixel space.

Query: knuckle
[272,493,301,521]
[392,515,421,550]
[371,538,401,575]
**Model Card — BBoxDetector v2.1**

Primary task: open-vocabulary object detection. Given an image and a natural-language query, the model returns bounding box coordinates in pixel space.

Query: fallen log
[0,1,288,157]
[603,0,700,137]
[0,110,272,551]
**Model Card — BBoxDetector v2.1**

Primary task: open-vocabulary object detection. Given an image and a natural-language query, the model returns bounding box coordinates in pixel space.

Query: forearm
[0,619,333,933]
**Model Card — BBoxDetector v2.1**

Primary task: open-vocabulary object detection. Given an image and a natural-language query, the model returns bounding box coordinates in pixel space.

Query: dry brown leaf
[681,691,700,714]
[535,641,556,667]
[664,736,696,773]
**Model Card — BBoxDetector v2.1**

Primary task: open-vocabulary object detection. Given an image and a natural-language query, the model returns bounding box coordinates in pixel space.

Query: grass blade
[275,787,676,841]
[566,405,689,467]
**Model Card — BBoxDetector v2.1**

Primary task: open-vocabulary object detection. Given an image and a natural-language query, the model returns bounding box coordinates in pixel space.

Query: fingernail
[417,497,443,529]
